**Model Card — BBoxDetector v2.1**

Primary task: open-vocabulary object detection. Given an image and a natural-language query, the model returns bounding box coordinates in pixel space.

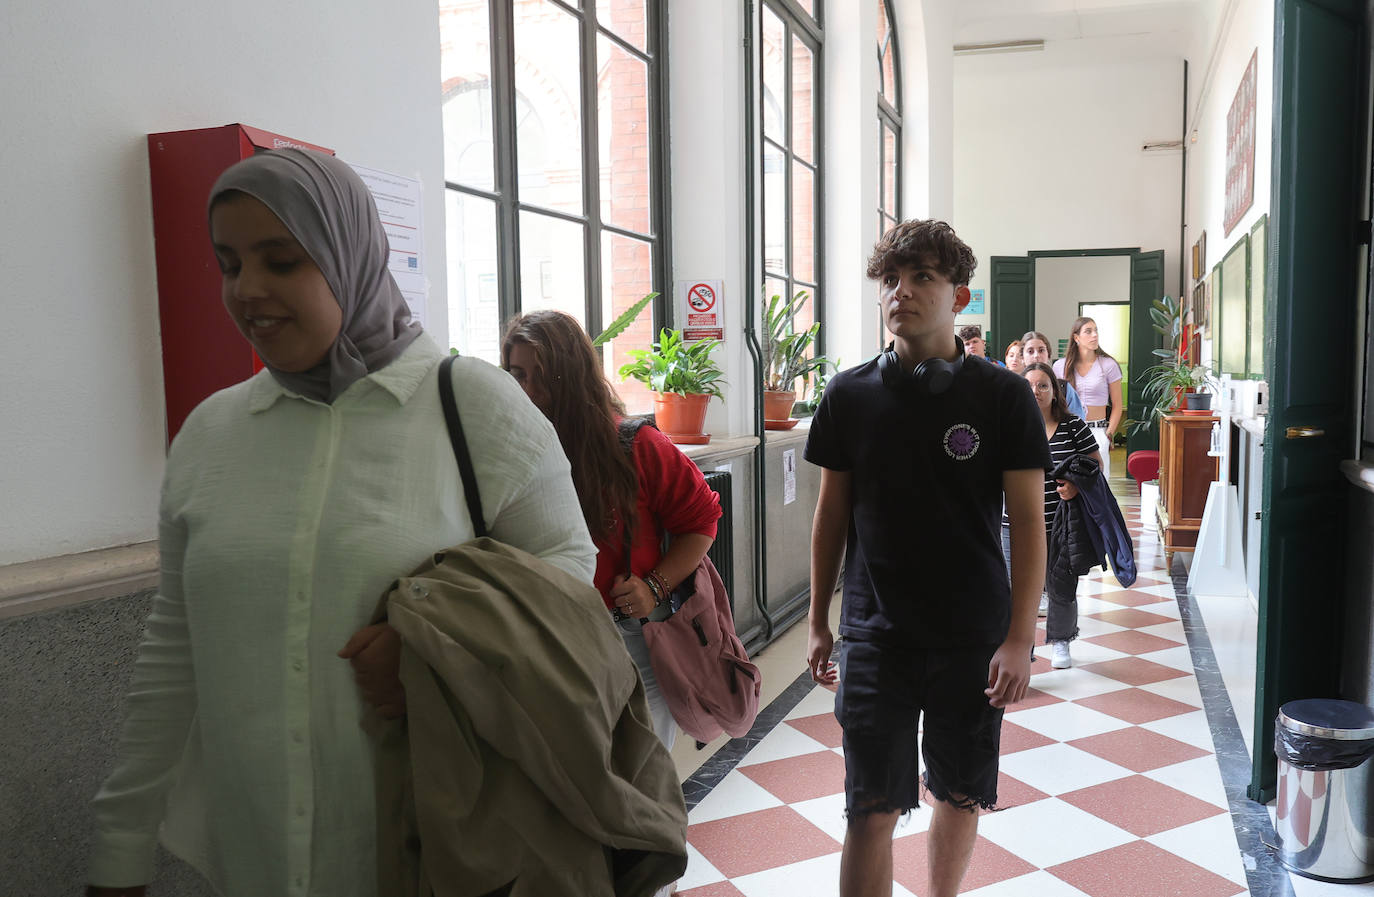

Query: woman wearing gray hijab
[86,150,596,897]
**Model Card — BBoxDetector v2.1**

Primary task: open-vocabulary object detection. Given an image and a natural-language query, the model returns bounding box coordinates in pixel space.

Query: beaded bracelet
[643,574,664,607]
[648,569,671,604]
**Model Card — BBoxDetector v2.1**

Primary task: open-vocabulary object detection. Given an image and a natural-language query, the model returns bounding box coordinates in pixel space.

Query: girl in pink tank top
[1053,316,1123,477]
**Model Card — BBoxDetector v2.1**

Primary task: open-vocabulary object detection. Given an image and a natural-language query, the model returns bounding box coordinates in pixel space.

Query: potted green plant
[762,289,833,429]
[618,327,725,445]
[1129,294,1212,434]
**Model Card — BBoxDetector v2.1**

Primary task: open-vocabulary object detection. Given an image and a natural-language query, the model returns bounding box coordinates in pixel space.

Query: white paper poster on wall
[393,270,428,329]
[783,449,797,505]
[348,162,424,275]
[676,279,725,342]
[348,162,427,327]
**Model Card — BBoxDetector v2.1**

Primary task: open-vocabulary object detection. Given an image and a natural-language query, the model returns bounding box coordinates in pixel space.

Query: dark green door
[1128,250,1165,455]
[1251,0,1364,801]
[990,256,1033,358]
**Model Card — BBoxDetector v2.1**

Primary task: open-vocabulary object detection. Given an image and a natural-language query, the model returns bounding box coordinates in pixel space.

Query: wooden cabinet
[1156,413,1220,562]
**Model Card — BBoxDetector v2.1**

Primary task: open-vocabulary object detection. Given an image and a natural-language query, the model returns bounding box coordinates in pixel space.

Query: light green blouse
[89,333,596,895]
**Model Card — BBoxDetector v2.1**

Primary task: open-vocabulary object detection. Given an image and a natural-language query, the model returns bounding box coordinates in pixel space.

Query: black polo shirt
[804,354,1050,648]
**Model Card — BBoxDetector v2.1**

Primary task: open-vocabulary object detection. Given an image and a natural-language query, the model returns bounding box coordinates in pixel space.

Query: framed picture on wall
[1224,50,1259,236]
[1191,230,1208,283]
[1192,280,1208,336]
[1217,235,1250,375]
[1248,215,1267,378]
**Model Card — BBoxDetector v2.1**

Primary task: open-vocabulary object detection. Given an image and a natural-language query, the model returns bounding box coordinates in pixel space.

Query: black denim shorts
[834,638,1004,816]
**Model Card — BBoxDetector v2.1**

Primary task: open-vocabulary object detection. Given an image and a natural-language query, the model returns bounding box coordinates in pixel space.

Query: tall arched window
[759,0,823,339]
[440,0,669,413]
[877,0,901,239]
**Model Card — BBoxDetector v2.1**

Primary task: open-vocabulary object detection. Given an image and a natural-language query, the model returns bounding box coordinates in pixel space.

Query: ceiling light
[953,39,1046,56]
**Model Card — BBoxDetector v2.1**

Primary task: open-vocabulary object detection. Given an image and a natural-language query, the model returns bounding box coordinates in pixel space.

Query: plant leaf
[591,292,657,347]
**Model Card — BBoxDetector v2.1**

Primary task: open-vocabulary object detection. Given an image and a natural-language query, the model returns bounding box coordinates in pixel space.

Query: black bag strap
[439,354,488,539]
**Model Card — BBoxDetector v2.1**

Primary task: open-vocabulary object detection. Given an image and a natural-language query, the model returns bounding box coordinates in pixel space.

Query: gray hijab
[208,149,423,403]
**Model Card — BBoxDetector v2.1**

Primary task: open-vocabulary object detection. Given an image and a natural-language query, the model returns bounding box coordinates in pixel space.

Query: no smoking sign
[676,279,725,342]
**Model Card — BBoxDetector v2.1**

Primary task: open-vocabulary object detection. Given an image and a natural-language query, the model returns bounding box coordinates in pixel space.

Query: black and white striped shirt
[1003,414,1099,531]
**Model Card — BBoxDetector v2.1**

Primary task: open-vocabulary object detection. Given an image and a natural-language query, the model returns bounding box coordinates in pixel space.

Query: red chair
[1126,450,1160,494]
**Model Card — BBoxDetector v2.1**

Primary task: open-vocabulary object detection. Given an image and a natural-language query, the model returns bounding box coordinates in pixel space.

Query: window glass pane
[883,124,897,216]
[793,284,816,336]
[514,0,584,214]
[883,42,896,106]
[793,0,814,16]
[763,142,786,275]
[791,37,814,163]
[597,0,647,53]
[762,7,786,142]
[877,118,886,216]
[446,190,501,364]
[440,1,494,190]
[764,275,789,331]
[792,161,815,284]
[598,35,651,235]
[877,2,891,105]
[600,233,655,414]
[520,211,586,324]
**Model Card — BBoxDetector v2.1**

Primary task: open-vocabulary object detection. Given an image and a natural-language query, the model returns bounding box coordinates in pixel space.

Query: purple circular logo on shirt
[943,423,981,460]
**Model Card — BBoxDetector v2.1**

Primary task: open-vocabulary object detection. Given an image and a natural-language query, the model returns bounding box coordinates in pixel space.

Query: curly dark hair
[501,311,639,543]
[866,219,977,285]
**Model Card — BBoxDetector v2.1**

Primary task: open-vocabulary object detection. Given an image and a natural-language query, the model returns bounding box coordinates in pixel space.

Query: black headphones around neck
[878,335,967,395]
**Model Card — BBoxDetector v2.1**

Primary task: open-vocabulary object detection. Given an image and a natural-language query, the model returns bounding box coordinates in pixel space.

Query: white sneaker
[1038,594,1048,617]
[1051,640,1072,669]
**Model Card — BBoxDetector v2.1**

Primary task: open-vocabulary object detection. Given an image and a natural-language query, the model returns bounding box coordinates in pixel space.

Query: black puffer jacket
[1049,490,1099,600]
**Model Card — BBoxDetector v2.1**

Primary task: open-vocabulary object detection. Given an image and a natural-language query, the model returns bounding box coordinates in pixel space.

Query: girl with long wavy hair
[1053,317,1123,477]
[502,311,720,753]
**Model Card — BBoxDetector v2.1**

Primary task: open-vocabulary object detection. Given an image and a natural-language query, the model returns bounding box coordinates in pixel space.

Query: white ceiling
[951,0,1203,47]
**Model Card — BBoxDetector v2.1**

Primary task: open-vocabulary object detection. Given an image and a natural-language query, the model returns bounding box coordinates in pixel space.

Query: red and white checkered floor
[674,488,1372,896]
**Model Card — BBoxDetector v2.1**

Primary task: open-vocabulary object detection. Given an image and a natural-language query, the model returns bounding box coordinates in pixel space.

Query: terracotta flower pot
[763,389,798,430]
[653,392,712,445]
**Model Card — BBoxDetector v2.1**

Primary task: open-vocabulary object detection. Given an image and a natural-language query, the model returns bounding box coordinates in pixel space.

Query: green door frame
[1024,247,1157,454]
[1250,0,1364,801]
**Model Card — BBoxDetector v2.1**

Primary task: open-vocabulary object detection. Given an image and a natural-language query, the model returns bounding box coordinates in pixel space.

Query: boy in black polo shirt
[805,220,1049,897]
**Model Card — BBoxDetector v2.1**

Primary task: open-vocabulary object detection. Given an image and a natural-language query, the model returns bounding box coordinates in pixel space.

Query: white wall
[1183,0,1274,370]
[0,2,445,566]
[1033,255,1133,355]
[951,36,1186,350]
[913,0,957,222]
[824,0,881,372]
[823,0,956,371]
[669,0,751,438]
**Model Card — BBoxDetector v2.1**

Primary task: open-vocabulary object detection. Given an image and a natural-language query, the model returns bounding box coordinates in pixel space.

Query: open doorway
[1079,301,1132,445]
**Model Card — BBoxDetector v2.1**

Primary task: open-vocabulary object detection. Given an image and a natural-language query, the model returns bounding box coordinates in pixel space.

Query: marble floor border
[680,664,823,811]
[1171,560,1295,897]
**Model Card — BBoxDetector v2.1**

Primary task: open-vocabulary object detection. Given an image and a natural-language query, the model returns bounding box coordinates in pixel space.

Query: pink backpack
[641,555,761,744]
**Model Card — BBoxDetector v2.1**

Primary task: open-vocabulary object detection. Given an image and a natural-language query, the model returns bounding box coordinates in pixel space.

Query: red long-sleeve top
[592,423,722,608]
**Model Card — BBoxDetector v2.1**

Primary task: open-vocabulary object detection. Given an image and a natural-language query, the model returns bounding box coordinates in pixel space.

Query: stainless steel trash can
[1275,699,1374,882]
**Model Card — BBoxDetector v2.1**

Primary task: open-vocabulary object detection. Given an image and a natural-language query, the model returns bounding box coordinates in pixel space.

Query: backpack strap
[439,354,488,539]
